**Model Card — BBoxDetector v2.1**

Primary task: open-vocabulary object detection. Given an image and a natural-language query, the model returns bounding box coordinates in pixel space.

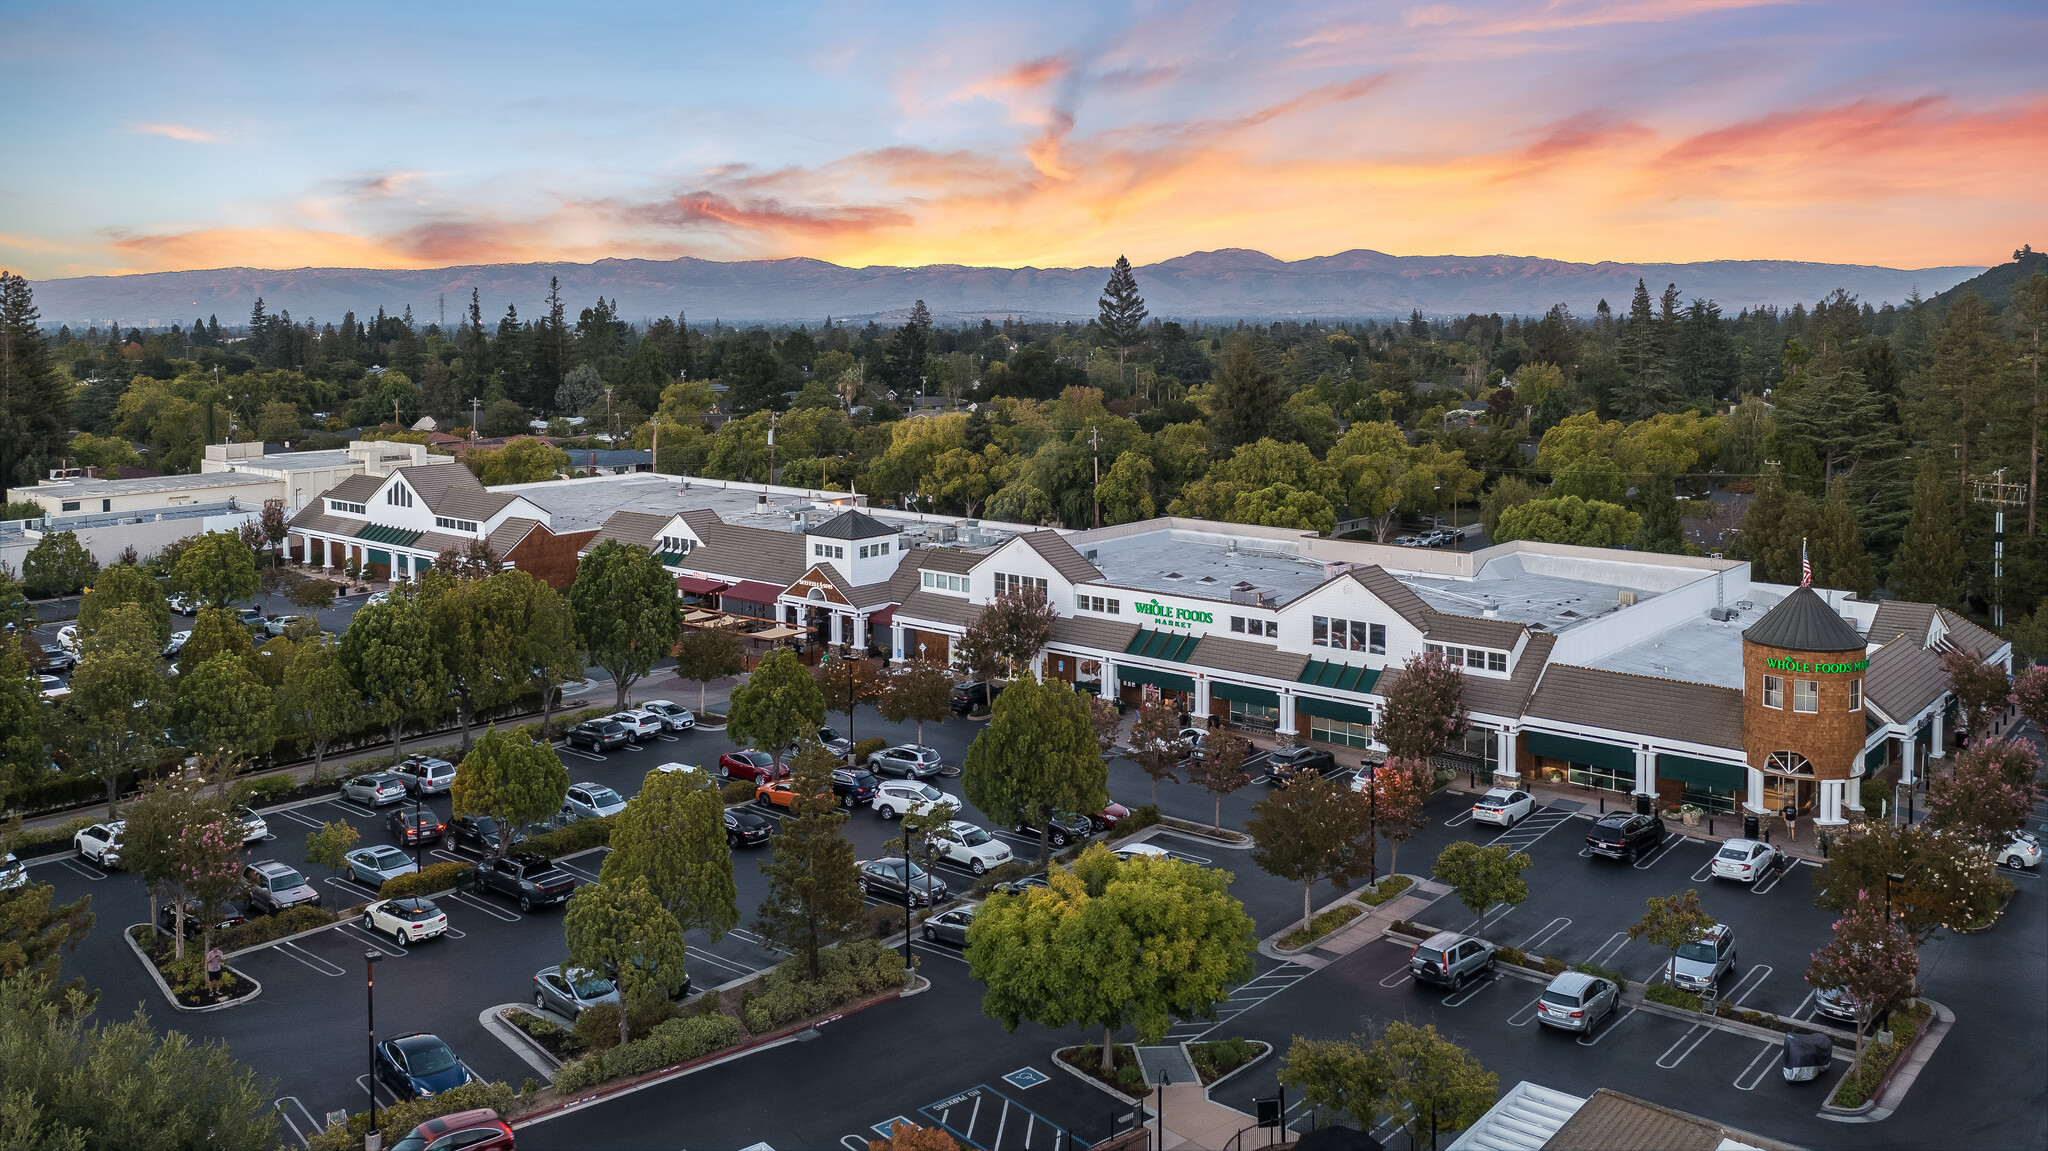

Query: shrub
[1644,982,1701,1011]
[1495,945,1527,968]
[1541,956,1568,976]
[228,774,303,807]
[306,1080,516,1150]
[572,995,681,1050]
[1360,874,1414,906]
[1279,905,1361,949]
[1116,1065,1144,1093]
[552,1013,746,1093]
[719,780,757,805]
[1188,1037,1262,1081]
[744,940,905,1034]
[524,814,614,858]
[215,904,336,952]
[378,860,474,899]
[1574,962,1628,987]
[865,904,907,940]
[852,737,888,765]
[1107,804,1160,841]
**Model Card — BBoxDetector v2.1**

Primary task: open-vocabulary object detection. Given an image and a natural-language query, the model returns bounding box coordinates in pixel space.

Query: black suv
[156,898,247,939]
[1264,746,1340,786]
[473,851,576,912]
[1585,812,1666,862]
[831,768,880,809]
[450,814,523,856]
[566,719,632,751]
[387,807,446,846]
[1015,811,1094,848]
[950,681,1002,715]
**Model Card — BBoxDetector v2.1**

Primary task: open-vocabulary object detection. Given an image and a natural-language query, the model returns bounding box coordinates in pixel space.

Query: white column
[1745,766,1767,814]
[1634,747,1658,797]
[1930,709,1945,760]
[1278,691,1297,738]
[1028,652,1046,677]
[1189,676,1211,719]
[1899,733,1916,786]
[1102,660,1118,701]
[851,615,866,650]
[1846,775,1863,814]
[1817,779,1847,826]
[1495,729,1518,781]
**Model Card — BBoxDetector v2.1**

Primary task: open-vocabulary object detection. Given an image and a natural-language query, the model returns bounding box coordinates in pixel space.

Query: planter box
[124,924,262,1013]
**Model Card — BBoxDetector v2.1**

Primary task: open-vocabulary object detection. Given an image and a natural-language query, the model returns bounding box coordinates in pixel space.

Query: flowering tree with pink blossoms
[1926,737,2041,851]
[1806,892,1920,1075]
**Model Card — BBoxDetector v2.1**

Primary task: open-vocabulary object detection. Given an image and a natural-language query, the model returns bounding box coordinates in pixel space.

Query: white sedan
[928,821,1012,875]
[1113,843,1172,862]
[638,700,697,732]
[1996,831,2042,870]
[1709,838,1787,883]
[362,897,448,946]
[1470,788,1534,828]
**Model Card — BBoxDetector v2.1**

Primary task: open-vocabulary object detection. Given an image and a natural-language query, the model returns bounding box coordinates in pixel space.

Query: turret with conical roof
[1740,586,1869,826]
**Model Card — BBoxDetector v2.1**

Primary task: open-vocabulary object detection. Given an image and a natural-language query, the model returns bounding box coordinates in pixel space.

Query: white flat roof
[1082,529,1334,605]
[32,471,275,496]
[1593,587,1788,688]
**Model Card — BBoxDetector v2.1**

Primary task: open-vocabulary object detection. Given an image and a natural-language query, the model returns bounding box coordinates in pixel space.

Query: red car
[1089,802,1133,833]
[392,1108,514,1151]
[719,750,790,784]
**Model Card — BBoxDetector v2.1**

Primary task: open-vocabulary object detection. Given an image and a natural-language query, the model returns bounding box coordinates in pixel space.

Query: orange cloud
[126,122,219,143]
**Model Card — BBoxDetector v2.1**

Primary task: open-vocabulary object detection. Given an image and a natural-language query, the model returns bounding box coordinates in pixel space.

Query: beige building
[21,439,453,520]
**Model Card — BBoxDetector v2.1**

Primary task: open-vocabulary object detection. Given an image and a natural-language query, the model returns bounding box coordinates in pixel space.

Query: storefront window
[1309,715,1373,748]
[1228,699,1279,730]
[1793,679,1818,713]
[1566,762,1634,792]
[1681,785,1738,814]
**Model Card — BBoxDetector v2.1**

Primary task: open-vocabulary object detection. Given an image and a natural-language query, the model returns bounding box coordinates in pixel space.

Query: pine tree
[1895,456,1963,605]
[1634,465,1686,554]
[1775,352,1889,481]
[1814,474,1875,597]
[0,272,71,499]
[754,751,865,979]
[1096,255,1148,366]
[2010,272,2048,534]
[1614,279,1677,419]
[1211,334,1283,451]
[1738,464,1813,584]
[1916,294,2004,515]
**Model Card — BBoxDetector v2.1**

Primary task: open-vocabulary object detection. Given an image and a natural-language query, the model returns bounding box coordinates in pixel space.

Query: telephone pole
[1089,426,1102,529]
[1972,469,2028,628]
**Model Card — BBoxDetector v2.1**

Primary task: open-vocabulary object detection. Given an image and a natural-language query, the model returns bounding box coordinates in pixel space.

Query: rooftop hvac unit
[1708,606,1735,622]
[1230,585,1278,606]
[1617,591,1638,606]
[1735,600,1754,610]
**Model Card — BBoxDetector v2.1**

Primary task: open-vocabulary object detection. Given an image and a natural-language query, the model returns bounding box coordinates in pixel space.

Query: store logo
[1136,599,1213,629]
[1764,657,1868,674]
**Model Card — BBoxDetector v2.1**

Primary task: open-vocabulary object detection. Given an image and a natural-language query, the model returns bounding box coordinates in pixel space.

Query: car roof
[393,1033,446,1052]
[251,860,294,874]
[1420,931,1471,948]
[504,851,550,866]
[1700,922,1729,939]
[1546,970,1599,992]
[1593,811,1634,825]
[728,808,770,825]
[418,1108,501,1135]
[1722,838,1762,850]
[1482,787,1518,797]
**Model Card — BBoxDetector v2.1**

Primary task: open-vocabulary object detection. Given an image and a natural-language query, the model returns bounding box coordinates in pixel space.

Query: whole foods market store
[1524,731,1746,814]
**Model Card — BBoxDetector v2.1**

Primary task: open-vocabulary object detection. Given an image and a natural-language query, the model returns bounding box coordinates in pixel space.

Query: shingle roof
[1019,531,1103,585]
[1863,637,1949,722]
[396,463,515,521]
[1465,632,1555,718]
[288,506,359,534]
[1423,612,1526,649]
[1743,586,1866,653]
[582,510,670,553]
[1867,600,1938,646]
[681,517,807,586]
[1050,615,1140,653]
[1525,663,1744,750]
[1188,634,1310,681]
[920,548,983,574]
[891,591,985,630]
[322,473,385,504]
[1938,608,2006,659]
[807,509,897,541]
[1350,566,1432,629]
[486,517,542,555]
[1539,1088,1798,1151]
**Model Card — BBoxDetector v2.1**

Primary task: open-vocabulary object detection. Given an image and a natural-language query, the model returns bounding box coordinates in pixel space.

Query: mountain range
[28,249,1987,328]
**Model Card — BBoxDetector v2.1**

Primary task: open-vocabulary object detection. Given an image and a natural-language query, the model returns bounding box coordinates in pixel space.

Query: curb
[1819,999,1953,1123]
[221,908,363,961]
[1184,1039,1272,1095]
[483,1004,565,1077]
[1052,1046,1152,1107]
[1152,820,1253,849]
[1262,876,1420,960]
[124,924,262,1013]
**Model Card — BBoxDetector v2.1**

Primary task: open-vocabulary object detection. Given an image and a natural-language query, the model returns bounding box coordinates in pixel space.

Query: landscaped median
[125,904,349,1011]
[1824,1000,1936,1113]
[1273,875,1413,953]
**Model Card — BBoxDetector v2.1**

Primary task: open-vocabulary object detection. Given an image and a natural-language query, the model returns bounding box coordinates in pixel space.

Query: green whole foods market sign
[1136,599,1213,629]
[1764,657,1869,674]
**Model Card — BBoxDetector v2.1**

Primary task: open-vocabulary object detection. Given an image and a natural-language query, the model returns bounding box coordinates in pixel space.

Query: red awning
[867,606,896,627]
[721,580,786,605]
[676,575,729,594]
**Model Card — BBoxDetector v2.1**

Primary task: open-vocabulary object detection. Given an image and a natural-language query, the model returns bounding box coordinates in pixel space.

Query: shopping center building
[303,468,2009,826]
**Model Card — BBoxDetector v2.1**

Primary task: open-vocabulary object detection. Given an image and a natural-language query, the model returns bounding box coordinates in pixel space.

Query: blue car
[375,1033,475,1100]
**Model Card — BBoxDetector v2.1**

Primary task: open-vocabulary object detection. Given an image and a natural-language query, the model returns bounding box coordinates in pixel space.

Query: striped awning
[355,522,424,547]
[1298,660,1381,694]
[1124,628,1199,662]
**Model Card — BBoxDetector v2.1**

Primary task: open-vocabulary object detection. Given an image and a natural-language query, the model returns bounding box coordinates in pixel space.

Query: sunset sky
[3,0,2042,279]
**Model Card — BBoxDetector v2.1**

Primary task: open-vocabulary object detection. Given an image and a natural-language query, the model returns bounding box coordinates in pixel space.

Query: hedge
[739,940,905,1035]
[1106,804,1160,841]
[551,1013,746,1093]
[852,737,887,765]
[378,860,474,899]
[216,904,337,952]
[306,1080,517,1150]
[227,774,303,807]
[719,780,757,805]
[523,814,614,858]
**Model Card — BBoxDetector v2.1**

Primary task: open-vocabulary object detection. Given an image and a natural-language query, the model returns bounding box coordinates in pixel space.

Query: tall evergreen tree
[1915,294,2004,514]
[1634,465,1686,554]
[754,750,865,979]
[1614,279,1676,419]
[1210,334,1283,451]
[537,276,569,411]
[0,273,71,500]
[2010,272,2048,534]
[1738,464,1812,584]
[1814,474,1875,597]
[1896,456,1963,605]
[1775,352,1889,481]
[1096,255,1148,368]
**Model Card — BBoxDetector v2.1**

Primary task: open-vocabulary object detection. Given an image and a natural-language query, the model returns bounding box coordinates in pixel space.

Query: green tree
[1916,294,2006,515]
[1776,353,1890,481]
[1127,700,1187,807]
[1493,495,1642,547]
[1277,1036,1384,1132]
[1096,255,1148,370]
[1367,1021,1499,1151]
[1633,465,1687,554]
[0,885,94,985]
[599,767,737,939]
[1925,737,2039,851]
[1550,455,1627,504]
[673,626,746,719]
[563,876,692,1048]
[1735,462,1813,585]
[1815,820,2004,946]
[754,751,866,978]
[1431,842,1533,921]
[1805,893,1920,1076]
[1186,728,1253,832]
[478,570,581,736]
[0,974,276,1151]
[570,539,682,710]
[277,641,363,778]
[170,530,257,609]
[77,563,171,650]
[970,845,1255,1070]
[1095,450,1155,525]
[303,820,361,878]
[78,602,161,663]
[22,531,96,599]
[61,639,170,815]
[1248,774,1377,932]
[1895,456,1963,605]
[1377,651,1469,762]
[473,437,570,485]
[340,597,449,759]
[1813,474,1876,597]
[726,648,828,757]
[1329,421,1417,541]
[0,638,46,804]
[1211,335,1283,451]
[955,588,1058,682]
[1,272,74,498]
[255,400,302,443]
[1628,888,1717,984]
[451,728,570,861]
[176,607,256,677]
[877,658,952,749]
[962,674,1107,863]
[2011,271,2048,534]
[176,653,276,759]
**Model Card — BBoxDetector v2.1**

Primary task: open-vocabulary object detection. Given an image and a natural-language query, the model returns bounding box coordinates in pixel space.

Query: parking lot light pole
[410,792,427,873]
[366,950,384,1146]
[1885,871,1906,927]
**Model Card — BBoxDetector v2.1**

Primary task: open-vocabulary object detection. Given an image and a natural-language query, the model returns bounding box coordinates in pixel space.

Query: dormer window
[813,543,845,560]
[921,572,969,593]
[658,535,693,555]
[858,541,892,559]
[434,516,480,533]
[330,500,367,515]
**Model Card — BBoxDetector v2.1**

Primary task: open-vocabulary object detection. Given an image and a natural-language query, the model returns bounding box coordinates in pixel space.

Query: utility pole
[470,398,481,441]
[1090,426,1101,529]
[1971,469,2028,628]
[767,411,778,486]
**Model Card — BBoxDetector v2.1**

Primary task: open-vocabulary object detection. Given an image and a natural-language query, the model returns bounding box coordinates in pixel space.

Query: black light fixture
[365,950,384,1141]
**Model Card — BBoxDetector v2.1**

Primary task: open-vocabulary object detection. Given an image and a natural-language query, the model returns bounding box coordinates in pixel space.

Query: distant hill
[1934,250,2048,311]
[27,248,1986,328]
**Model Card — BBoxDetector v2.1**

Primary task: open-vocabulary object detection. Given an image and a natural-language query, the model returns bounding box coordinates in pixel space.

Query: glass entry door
[1760,775,1814,816]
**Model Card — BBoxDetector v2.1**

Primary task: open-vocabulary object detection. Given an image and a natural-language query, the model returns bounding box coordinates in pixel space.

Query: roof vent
[1708,606,1736,622]
[1618,591,1638,606]
[1085,549,1099,560]
[1163,572,1183,580]
[1483,608,1499,618]
[1198,576,1218,584]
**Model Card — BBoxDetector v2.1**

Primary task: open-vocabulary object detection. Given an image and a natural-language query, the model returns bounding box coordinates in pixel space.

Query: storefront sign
[1764,657,1869,674]
[1136,599,1212,629]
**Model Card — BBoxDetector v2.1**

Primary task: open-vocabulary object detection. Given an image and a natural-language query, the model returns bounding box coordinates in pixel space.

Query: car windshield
[570,972,615,998]
[471,817,499,834]
[820,727,842,741]
[1677,939,1719,961]
[1483,791,1514,803]
[957,827,991,846]
[1716,845,1748,860]
[371,849,406,866]
[746,752,771,766]
[585,787,622,807]
[402,1040,456,1075]
[268,869,305,890]
[914,784,941,801]
[904,861,929,881]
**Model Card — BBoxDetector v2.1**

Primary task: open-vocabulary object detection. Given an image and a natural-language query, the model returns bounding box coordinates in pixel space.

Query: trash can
[1744,812,1760,840]
[1635,793,1652,816]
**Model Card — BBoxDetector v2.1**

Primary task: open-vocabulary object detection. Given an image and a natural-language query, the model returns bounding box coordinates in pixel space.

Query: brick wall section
[1742,639,1865,781]
[507,528,600,589]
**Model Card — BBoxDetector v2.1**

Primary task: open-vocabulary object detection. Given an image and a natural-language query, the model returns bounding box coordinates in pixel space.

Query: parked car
[565,719,632,752]
[1584,812,1666,861]
[950,681,1002,715]
[346,845,419,887]
[1537,971,1620,1032]
[638,699,696,732]
[167,595,197,615]
[1393,535,1424,547]
[0,852,23,892]
[449,814,524,857]
[1470,788,1535,828]
[1408,931,1495,989]
[341,772,410,807]
[235,608,267,632]
[392,755,458,795]
[929,821,1012,875]
[755,778,829,811]
[725,807,774,849]
[814,725,854,757]
[1014,810,1094,848]
[365,591,392,607]
[162,630,191,658]
[868,744,944,779]
[1669,923,1737,993]
[561,782,627,821]
[872,780,954,820]
[1265,745,1340,786]
[473,851,575,912]
[923,905,976,946]
[391,1109,514,1151]
[652,762,711,782]
[1709,838,1786,883]
[1176,728,1208,761]
[263,614,304,637]
[718,750,789,784]
[1088,802,1133,833]
[1112,842,1171,862]
[155,897,246,939]
[831,767,880,809]
[857,856,949,906]
[73,821,126,868]
[236,805,271,844]
[1811,985,1861,1026]
[1996,830,2042,870]
[997,874,1050,896]
[611,711,665,741]
[363,897,449,946]
[533,966,618,1019]
[388,807,447,847]
[34,646,76,673]
[375,1033,477,1100]
[242,860,321,915]
[54,623,80,653]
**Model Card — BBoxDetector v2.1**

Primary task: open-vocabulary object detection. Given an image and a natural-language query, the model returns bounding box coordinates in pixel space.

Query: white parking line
[687,945,761,976]
[1507,995,1543,1026]
[1519,917,1571,953]
[1635,836,1688,870]
[1789,989,1818,1021]
[272,1097,322,1149]
[1725,964,1773,1006]
[274,941,347,976]
[341,921,408,957]
[1441,973,1495,1007]
[1656,1023,1714,1068]
[1690,858,1717,882]
[1483,806,1579,852]
[1445,810,1475,827]
[1378,966,1415,989]
[1584,933,1629,968]
[913,941,971,966]
[552,859,603,882]
[444,891,521,922]
[1749,861,1803,895]
[558,746,607,762]
[56,858,106,881]
[273,809,326,830]
[1734,1039,1782,1090]
[1577,1005,1636,1046]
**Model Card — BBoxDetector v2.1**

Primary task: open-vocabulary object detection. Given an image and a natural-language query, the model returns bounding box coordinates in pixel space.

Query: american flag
[1801,538,1811,587]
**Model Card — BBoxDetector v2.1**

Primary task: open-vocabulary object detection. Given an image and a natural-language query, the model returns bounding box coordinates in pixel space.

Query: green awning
[1527,732,1634,775]
[355,522,424,547]
[1211,681,1281,708]
[1297,659,1381,694]
[1124,628,1200,662]
[366,548,392,567]
[1298,696,1375,725]
[1657,753,1745,792]
[414,559,431,575]
[1117,665,1197,694]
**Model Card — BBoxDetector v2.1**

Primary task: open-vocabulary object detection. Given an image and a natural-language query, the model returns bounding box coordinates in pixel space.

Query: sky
[2,0,2042,280]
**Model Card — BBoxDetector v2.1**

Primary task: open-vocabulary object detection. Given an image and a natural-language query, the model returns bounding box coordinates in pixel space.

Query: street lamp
[365,950,384,1144]
[1884,871,1906,927]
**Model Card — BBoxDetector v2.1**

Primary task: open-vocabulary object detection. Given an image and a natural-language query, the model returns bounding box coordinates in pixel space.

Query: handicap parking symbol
[872,1115,916,1138]
[1002,1066,1051,1090]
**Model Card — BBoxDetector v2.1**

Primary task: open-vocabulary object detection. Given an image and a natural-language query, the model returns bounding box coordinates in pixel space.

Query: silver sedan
[346,845,419,888]
[533,966,619,1019]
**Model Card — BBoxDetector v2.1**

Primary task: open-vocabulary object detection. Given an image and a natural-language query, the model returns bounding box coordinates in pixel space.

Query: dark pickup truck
[1262,745,1341,786]
[472,851,576,912]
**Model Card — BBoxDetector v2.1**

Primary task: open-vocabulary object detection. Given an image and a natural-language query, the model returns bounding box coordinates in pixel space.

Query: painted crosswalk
[1482,801,1583,852]
[1163,961,1315,1042]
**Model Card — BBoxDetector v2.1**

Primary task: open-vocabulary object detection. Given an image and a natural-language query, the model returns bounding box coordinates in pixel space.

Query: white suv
[872,780,953,820]
[929,820,1012,875]
[639,700,697,732]
[611,711,665,741]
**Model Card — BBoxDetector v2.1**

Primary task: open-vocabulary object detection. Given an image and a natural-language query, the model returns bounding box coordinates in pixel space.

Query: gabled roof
[1938,608,2006,659]
[582,510,670,553]
[486,517,543,555]
[1019,531,1103,585]
[1465,631,1555,718]
[1743,586,1866,653]
[807,509,897,541]
[920,548,982,574]
[322,473,385,504]
[1349,566,1432,630]
[1867,600,1938,646]
[1189,634,1310,682]
[679,515,807,586]
[891,591,985,630]
[1050,615,1140,653]
[1863,637,1949,722]
[1525,662,1744,750]
[1423,612,1526,649]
